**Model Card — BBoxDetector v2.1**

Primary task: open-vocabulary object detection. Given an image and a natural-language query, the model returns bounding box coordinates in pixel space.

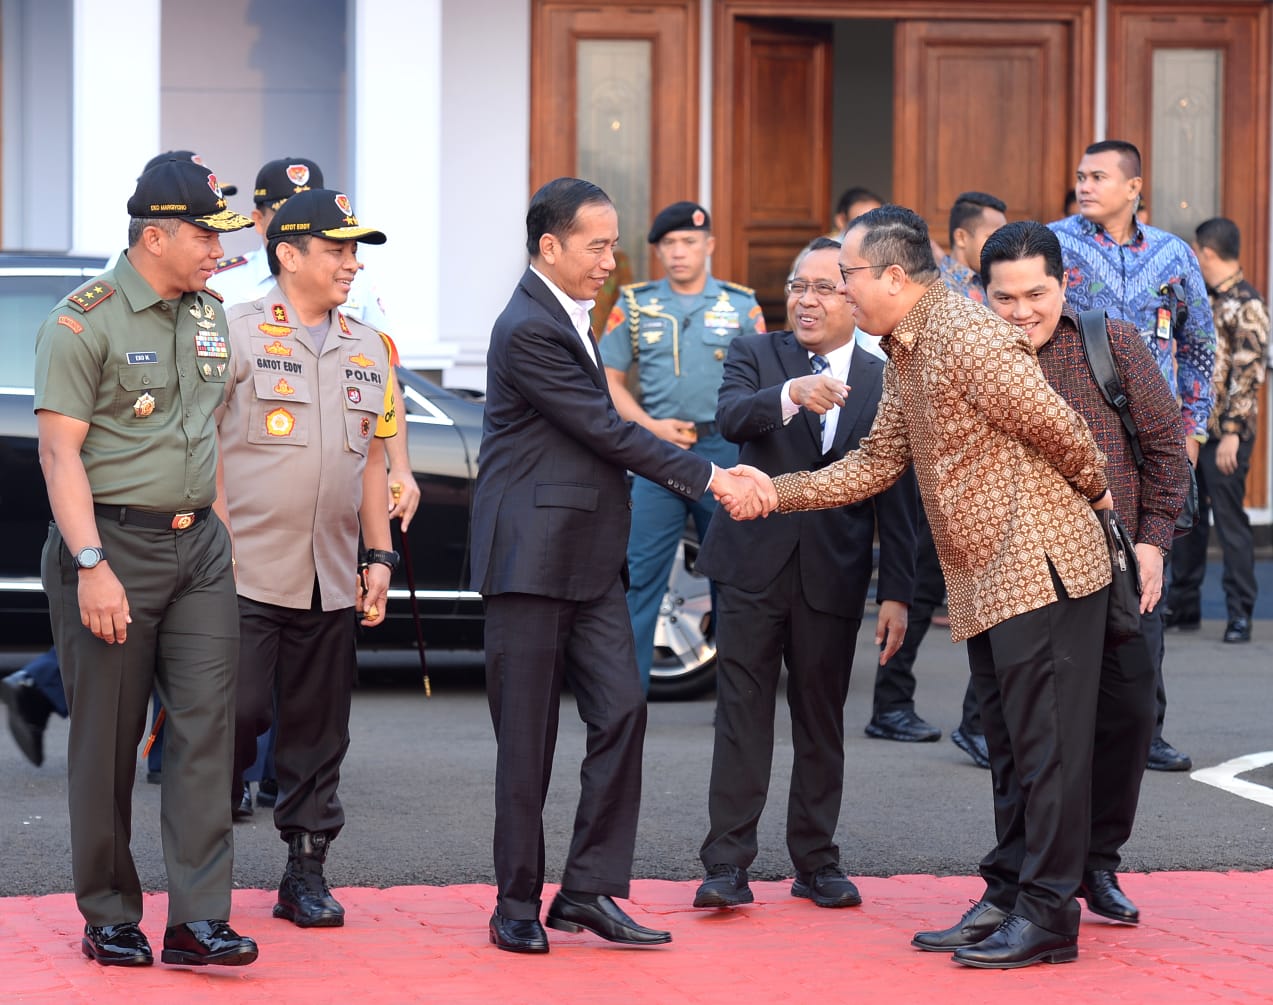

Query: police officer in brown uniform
[34,158,259,968]
[215,188,396,928]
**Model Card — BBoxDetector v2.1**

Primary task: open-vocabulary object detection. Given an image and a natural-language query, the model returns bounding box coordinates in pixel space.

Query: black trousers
[967,573,1106,936]
[873,506,945,715]
[43,514,238,927]
[484,581,647,920]
[1170,436,1258,622]
[232,590,357,841]
[701,552,861,875]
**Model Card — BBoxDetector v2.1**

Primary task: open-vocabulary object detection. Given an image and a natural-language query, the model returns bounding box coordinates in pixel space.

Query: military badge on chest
[703,293,740,336]
[133,392,156,418]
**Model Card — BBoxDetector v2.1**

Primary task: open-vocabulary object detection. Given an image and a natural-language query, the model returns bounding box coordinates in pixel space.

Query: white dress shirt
[529,265,598,367]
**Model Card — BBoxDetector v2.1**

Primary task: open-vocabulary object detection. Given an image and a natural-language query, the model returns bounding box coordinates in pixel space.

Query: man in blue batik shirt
[1049,139,1215,775]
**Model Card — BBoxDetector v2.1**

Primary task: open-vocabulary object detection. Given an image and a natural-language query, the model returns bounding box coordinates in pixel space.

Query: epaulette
[204,287,224,302]
[212,256,248,274]
[67,281,115,312]
[621,280,656,295]
[719,280,756,297]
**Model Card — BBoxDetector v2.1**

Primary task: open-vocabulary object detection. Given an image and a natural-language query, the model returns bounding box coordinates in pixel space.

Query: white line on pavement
[1192,751,1273,808]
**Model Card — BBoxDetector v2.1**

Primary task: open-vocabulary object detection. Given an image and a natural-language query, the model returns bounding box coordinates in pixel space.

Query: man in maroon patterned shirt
[980,220,1188,930]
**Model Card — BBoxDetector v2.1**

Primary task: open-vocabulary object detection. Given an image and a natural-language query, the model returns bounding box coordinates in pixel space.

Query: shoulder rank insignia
[212,256,248,274]
[720,280,757,297]
[272,304,290,324]
[203,287,224,303]
[68,282,115,312]
[338,312,351,335]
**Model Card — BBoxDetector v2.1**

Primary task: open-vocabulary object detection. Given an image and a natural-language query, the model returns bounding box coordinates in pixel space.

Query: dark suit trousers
[1086,632,1155,871]
[233,590,356,840]
[701,551,861,874]
[873,506,945,714]
[42,515,239,928]
[967,571,1106,937]
[484,581,647,920]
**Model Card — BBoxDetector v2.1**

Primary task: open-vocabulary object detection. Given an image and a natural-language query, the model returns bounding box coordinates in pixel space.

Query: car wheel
[647,533,717,701]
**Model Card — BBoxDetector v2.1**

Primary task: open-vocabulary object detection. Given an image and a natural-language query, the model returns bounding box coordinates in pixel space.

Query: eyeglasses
[784,280,840,299]
[839,263,895,280]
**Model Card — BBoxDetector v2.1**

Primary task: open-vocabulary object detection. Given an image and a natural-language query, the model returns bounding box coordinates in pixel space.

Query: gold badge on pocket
[133,392,155,417]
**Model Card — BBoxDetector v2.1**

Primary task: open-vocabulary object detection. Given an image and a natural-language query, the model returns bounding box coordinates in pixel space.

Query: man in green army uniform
[601,201,766,693]
[34,158,259,968]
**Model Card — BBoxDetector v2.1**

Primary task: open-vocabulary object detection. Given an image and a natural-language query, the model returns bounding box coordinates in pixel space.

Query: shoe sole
[81,940,153,966]
[1146,760,1192,772]
[544,914,672,945]
[160,946,258,966]
[692,889,754,909]
[864,726,941,743]
[954,945,1078,969]
[911,937,980,952]
[791,882,861,908]
[272,903,345,927]
[951,735,991,769]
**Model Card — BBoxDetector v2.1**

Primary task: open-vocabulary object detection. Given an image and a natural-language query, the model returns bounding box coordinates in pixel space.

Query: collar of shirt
[1210,267,1244,296]
[1068,212,1148,252]
[812,339,854,382]
[530,265,596,339]
[888,280,947,349]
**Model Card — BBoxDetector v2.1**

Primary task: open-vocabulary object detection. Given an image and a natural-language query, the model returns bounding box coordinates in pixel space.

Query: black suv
[0,253,716,698]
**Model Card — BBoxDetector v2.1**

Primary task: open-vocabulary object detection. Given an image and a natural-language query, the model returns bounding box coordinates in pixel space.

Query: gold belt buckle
[171,511,195,530]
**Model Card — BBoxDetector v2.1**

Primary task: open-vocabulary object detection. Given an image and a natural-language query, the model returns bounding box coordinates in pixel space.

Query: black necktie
[811,354,829,450]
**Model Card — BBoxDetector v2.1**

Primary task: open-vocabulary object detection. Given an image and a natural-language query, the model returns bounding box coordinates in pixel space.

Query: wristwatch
[362,548,400,572]
[73,546,106,570]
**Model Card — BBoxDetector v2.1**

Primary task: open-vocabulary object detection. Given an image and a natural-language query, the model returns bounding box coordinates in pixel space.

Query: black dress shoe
[1164,607,1201,631]
[865,709,941,743]
[951,727,990,769]
[1146,736,1192,772]
[232,782,254,821]
[693,864,753,908]
[546,891,672,945]
[1,670,53,767]
[489,910,549,953]
[257,777,279,807]
[81,923,153,967]
[912,899,1008,951]
[1223,618,1251,644]
[1080,869,1139,924]
[952,913,1078,969]
[791,864,861,908]
[161,920,258,966]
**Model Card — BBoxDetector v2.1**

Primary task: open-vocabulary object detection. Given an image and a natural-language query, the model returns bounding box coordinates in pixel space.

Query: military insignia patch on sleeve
[604,306,625,334]
[56,315,85,334]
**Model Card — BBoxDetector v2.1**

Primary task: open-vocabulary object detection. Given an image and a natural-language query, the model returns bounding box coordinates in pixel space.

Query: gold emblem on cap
[133,392,156,418]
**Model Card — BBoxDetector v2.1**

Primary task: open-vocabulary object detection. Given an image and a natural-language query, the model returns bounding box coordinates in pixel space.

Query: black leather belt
[94,504,211,531]
[694,421,719,439]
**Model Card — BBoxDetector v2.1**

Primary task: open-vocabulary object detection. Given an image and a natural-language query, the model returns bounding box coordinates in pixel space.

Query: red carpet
[5,873,1273,1004]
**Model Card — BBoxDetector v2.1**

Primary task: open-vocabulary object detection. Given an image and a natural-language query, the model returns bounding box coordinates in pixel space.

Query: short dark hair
[978,220,1064,289]
[1063,188,1078,214]
[834,186,883,218]
[266,233,313,276]
[948,191,1007,246]
[127,216,180,247]
[847,204,939,283]
[1084,140,1142,180]
[526,177,613,258]
[1194,217,1241,261]
[790,235,842,277]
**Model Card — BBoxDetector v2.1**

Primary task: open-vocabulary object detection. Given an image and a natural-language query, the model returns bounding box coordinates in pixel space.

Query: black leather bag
[1098,509,1142,647]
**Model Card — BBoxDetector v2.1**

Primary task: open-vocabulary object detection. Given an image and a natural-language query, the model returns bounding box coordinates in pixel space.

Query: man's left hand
[388,471,421,531]
[357,562,392,627]
[875,600,909,665]
[1134,542,1164,614]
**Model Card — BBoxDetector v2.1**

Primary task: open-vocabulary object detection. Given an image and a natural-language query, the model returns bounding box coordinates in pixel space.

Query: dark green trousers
[42,512,238,927]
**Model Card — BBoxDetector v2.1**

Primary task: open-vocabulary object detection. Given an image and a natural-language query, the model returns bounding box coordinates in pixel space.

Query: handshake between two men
[709,465,778,520]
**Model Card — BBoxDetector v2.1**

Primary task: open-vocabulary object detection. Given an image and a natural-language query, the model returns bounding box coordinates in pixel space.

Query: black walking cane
[392,481,431,697]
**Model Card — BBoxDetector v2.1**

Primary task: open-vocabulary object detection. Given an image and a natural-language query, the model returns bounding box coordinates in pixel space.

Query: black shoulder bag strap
[1076,308,1145,468]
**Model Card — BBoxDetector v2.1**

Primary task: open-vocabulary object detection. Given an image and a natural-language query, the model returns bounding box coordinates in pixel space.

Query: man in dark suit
[693,237,918,910]
[470,177,774,954]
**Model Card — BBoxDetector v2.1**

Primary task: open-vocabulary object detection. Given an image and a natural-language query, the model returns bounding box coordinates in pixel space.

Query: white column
[350,0,450,371]
[71,0,161,256]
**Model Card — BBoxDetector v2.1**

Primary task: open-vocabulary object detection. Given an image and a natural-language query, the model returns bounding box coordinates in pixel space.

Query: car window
[0,273,95,388]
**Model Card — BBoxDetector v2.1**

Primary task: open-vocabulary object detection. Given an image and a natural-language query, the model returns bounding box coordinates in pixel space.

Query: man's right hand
[78,565,131,644]
[788,374,850,414]
[649,417,698,449]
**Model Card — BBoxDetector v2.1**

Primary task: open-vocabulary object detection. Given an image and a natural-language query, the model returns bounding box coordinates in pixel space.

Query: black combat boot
[273,832,345,928]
